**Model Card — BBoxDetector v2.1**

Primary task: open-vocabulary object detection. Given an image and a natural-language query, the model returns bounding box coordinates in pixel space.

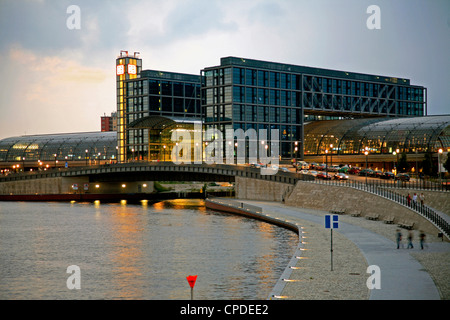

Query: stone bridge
[0,163,307,198]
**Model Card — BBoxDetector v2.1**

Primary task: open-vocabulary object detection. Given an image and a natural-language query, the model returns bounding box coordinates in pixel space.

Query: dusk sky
[0,0,449,140]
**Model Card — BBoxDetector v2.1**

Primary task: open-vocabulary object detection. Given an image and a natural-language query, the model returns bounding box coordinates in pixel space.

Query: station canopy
[0,131,117,163]
[304,115,450,155]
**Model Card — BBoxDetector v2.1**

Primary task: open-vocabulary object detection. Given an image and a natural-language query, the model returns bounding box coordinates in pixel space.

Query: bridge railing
[0,162,314,185]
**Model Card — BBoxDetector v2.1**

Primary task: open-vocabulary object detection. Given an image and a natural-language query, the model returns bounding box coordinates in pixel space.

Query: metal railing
[309,178,450,238]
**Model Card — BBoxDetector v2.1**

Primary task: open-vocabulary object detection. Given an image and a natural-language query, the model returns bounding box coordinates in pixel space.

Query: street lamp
[438,148,443,178]
[85,149,89,166]
[330,144,333,167]
[294,141,298,170]
[325,149,328,177]
[364,147,369,184]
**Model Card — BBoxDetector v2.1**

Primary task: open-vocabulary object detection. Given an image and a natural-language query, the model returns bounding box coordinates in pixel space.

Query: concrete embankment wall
[0,177,155,195]
[284,181,445,236]
[234,176,293,202]
[0,177,88,195]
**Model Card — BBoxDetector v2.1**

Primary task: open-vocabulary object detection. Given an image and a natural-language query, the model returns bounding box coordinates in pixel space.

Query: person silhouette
[396,229,403,249]
[407,230,414,249]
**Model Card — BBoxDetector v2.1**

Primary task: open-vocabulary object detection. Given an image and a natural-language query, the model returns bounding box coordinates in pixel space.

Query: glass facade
[128,116,202,162]
[201,57,427,159]
[120,67,202,162]
[303,115,450,155]
[0,132,117,166]
[116,51,142,163]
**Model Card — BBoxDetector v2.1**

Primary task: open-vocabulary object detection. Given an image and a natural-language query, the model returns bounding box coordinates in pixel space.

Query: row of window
[127,80,201,98]
[205,67,424,102]
[205,105,302,125]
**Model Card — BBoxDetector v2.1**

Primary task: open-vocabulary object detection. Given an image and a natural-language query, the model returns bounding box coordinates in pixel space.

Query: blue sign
[325,215,339,229]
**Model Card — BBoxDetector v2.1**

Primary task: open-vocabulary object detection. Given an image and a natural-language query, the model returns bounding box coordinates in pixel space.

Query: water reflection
[0,199,297,300]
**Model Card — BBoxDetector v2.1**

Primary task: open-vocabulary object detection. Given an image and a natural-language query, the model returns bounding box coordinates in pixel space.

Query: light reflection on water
[0,199,297,300]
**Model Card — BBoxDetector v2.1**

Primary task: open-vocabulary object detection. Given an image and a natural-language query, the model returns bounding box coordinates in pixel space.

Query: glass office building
[117,52,202,162]
[201,57,427,159]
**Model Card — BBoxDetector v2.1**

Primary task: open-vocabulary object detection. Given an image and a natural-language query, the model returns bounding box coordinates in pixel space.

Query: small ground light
[122,184,126,188]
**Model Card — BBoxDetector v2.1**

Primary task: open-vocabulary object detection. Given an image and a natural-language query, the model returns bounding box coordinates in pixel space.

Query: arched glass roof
[0,131,117,162]
[129,115,202,130]
[304,115,450,155]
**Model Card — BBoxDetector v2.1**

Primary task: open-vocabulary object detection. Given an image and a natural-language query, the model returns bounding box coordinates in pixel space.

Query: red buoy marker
[186,275,197,300]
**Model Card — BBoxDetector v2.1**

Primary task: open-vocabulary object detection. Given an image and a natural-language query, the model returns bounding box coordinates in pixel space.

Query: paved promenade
[222,199,450,300]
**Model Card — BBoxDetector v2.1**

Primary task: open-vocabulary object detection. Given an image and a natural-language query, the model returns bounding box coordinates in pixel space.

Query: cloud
[0,46,113,138]
[0,0,449,141]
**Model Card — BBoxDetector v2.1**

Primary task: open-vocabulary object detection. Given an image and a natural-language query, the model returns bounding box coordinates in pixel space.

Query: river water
[0,199,298,300]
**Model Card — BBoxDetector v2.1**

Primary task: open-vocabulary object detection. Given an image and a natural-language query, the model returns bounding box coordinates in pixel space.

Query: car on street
[308,170,319,177]
[395,173,410,181]
[372,170,384,178]
[329,165,340,172]
[348,167,361,175]
[359,168,374,176]
[338,166,349,173]
[333,173,349,180]
[381,172,395,179]
[309,163,319,169]
[281,167,290,172]
[317,172,332,180]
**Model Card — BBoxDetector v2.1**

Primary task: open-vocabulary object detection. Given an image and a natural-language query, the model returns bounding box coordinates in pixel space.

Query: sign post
[186,275,197,300]
[325,215,339,271]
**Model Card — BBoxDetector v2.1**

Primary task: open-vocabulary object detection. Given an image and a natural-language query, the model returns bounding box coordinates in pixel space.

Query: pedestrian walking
[419,193,425,206]
[419,231,427,250]
[407,230,414,249]
[406,193,411,206]
[412,193,417,208]
[396,229,403,249]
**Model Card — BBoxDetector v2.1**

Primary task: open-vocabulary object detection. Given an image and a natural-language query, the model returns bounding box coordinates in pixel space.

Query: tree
[398,152,409,173]
[422,151,436,176]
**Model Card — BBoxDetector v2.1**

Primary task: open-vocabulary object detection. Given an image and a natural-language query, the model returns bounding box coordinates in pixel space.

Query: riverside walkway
[206,198,449,300]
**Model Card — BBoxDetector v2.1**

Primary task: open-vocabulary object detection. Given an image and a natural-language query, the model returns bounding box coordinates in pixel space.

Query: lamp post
[364,147,369,185]
[85,149,89,166]
[330,144,333,167]
[54,154,57,169]
[325,149,328,177]
[294,141,298,171]
[438,148,443,179]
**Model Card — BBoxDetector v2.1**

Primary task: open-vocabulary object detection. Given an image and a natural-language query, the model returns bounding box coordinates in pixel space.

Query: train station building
[0,52,448,175]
